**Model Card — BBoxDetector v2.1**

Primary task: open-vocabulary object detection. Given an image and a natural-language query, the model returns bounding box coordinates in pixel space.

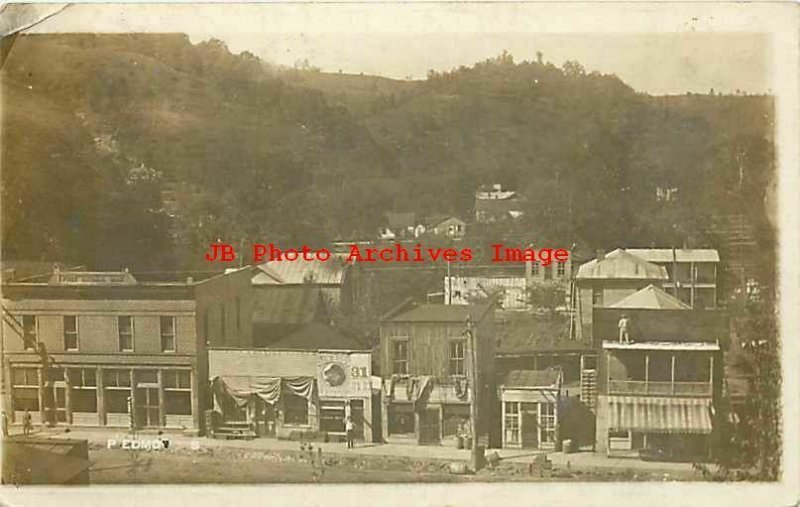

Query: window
[544,265,553,280]
[135,369,158,385]
[164,369,192,416]
[69,368,97,413]
[12,368,40,412]
[449,339,466,376]
[22,315,37,350]
[283,392,309,425]
[504,402,520,445]
[539,402,556,444]
[118,316,134,351]
[592,287,604,306]
[388,403,415,435]
[319,400,346,433]
[160,316,176,352]
[392,339,409,375]
[531,262,540,276]
[63,316,79,350]
[104,369,131,414]
[557,262,566,277]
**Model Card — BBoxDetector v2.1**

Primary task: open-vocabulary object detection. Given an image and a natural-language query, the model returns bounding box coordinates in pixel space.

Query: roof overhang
[602,341,720,351]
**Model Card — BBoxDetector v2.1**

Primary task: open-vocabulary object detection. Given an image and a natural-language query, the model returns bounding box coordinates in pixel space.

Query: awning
[608,396,713,434]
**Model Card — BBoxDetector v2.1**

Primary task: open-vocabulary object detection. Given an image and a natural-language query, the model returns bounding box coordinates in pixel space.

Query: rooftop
[626,248,720,264]
[269,322,367,351]
[609,284,691,310]
[385,303,493,323]
[497,313,588,354]
[252,254,349,286]
[602,341,720,351]
[576,249,669,280]
[501,368,561,389]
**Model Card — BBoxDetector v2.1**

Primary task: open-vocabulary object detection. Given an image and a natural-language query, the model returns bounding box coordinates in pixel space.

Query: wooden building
[379,302,498,447]
[626,249,720,309]
[1,266,253,434]
[208,323,375,442]
[499,369,562,450]
[592,286,727,460]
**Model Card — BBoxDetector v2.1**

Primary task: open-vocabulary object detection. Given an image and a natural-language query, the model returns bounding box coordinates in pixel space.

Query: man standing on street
[345,415,355,449]
[23,409,32,436]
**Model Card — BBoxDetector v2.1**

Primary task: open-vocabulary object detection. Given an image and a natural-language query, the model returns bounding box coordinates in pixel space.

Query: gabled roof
[269,322,367,351]
[497,313,586,354]
[252,287,323,325]
[609,284,691,310]
[501,369,561,388]
[386,303,492,323]
[252,254,349,286]
[576,249,668,280]
[426,215,464,229]
[626,248,720,263]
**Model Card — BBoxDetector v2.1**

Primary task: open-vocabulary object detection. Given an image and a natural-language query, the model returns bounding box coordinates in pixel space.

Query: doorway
[135,386,160,428]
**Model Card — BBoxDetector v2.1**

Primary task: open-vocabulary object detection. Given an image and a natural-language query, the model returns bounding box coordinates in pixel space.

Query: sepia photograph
[0,2,798,505]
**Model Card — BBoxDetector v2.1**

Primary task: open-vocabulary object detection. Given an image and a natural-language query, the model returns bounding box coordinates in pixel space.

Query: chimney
[596,249,605,261]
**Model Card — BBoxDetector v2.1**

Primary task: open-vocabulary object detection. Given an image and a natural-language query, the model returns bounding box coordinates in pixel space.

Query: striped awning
[608,396,713,434]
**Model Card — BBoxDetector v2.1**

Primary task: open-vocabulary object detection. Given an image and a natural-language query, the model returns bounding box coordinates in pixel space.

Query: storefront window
[69,368,98,413]
[504,402,520,445]
[12,367,39,412]
[539,402,556,444]
[284,392,308,425]
[320,400,346,432]
[388,403,414,435]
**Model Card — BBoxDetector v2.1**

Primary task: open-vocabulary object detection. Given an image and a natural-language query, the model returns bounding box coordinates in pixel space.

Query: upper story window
[63,316,79,351]
[22,315,37,350]
[531,262,540,276]
[392,339,409,375]
[118,316,134,351]
[160,316,176,352]
[592,287,604,306]
[449,339,466,376]
[556,262,566,277]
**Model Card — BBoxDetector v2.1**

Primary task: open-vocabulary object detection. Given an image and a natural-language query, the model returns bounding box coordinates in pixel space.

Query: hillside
[1,34,775,276]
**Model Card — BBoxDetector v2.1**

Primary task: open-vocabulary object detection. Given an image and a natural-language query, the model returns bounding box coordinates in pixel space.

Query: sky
[19,3,773,95]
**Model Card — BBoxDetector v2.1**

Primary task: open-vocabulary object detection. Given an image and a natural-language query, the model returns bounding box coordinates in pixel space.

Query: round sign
[322,362,346,387]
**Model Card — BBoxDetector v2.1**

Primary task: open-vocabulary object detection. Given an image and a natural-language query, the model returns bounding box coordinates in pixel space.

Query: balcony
[607,380,712,397]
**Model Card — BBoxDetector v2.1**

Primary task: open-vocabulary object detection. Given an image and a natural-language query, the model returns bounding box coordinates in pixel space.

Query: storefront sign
[317,352,371,398]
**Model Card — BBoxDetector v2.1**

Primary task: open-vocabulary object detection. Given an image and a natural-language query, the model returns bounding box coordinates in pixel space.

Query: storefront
[499,369,562,450]
[208,325,375,442]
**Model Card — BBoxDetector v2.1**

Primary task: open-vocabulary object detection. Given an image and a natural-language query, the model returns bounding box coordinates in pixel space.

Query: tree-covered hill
[1,34,774,274]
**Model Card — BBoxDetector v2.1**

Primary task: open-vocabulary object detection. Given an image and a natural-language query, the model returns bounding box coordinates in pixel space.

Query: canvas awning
[211,375,315,410]
[607,396,713,434]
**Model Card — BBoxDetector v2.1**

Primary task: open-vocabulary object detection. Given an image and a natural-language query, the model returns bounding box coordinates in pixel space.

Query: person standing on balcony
[618,314,631,343]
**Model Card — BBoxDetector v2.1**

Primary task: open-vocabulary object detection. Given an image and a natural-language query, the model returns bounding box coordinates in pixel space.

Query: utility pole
[464,315,480,471]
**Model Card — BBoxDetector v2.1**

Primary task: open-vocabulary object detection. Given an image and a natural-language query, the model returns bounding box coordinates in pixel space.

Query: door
[419,408,441,445]
[135,385,160,428]
[350,399,365,440]
[521,403,538,448]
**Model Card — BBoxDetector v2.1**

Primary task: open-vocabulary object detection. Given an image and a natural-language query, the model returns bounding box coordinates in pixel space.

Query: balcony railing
[607,380,712,397]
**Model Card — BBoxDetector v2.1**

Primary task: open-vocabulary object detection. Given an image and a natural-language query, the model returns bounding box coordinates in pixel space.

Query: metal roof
[386,303,492,323]
[252,254,349,286]
[496,313,587,354]
[501,369,561,388]
[576,249,668,280]
[626,248,720,263]
[609,284,691,310]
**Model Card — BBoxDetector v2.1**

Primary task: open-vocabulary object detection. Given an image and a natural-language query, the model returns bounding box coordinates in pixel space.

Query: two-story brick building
[379,302,498,447]
[0,266,253,434]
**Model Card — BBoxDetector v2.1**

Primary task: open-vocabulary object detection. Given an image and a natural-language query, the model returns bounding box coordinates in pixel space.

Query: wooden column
[96,366,105,426]
[709,355,715,392]
[64,369,72,425]
[670,355,676,396]
[500,400,506,448]
[645,355,650,383]
[129,370,137,429]
[190,368,199,431]
[37,366,45,425]
[157,369,166,427]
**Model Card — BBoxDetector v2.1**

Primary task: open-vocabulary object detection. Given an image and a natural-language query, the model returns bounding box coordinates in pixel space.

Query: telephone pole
[464,315,480,471]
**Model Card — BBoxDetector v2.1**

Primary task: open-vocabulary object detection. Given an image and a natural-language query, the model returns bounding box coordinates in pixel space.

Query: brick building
[0,266,253,434]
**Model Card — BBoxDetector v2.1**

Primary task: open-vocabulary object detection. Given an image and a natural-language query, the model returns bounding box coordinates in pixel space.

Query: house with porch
[593,285,727,459]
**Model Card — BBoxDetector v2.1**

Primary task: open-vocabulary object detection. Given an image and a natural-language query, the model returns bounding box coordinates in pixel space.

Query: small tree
[527,284,567,314]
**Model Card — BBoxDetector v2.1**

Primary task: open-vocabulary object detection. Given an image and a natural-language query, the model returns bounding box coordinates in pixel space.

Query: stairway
[580,369,597,412]
[212,420,257,440]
